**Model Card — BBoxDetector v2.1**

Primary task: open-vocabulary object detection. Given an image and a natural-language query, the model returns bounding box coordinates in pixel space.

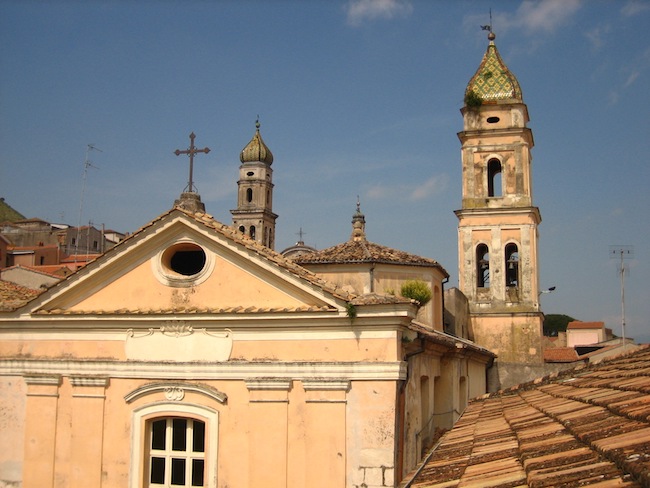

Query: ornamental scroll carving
[164,386,185,401]
[125,324,232,362]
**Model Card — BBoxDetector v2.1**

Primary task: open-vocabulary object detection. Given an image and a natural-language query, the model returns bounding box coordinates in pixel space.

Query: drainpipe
[441,276,449,333]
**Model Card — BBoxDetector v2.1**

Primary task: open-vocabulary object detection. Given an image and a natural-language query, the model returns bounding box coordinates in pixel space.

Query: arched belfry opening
[505,243,519,288]
[476,244,490,289]
[231,119,278,249]
[487,158,502,197]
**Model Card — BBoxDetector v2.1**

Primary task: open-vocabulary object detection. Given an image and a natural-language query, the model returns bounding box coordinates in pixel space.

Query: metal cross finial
[296,227,306,243]
[174,132,210,193]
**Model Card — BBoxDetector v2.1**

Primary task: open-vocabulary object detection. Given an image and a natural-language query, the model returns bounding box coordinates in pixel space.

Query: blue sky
[1,0,649,342]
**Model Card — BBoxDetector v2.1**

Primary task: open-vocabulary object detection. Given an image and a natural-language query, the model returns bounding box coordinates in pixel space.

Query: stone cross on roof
[174,132,210,193]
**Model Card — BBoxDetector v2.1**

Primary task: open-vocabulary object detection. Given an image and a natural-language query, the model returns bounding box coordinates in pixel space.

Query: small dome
[465,32,522,103]
[240,120,273,165]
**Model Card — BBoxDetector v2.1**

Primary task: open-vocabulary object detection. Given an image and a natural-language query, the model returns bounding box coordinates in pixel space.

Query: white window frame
[130,403,218,488]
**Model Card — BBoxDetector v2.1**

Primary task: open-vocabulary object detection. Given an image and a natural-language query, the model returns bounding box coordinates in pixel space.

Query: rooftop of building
[405,345,650,487]
[293,202,448,276]
[0,280,41,311]
[568,320,606,330]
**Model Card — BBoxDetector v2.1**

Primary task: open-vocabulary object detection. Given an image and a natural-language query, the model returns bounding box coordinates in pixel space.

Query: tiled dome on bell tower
[465,31,523,103]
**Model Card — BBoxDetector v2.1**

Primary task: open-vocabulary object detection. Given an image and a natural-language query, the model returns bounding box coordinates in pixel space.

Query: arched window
[249,226,256,240]
[505,243,519,287]
[246,188,253,203]
[487,159,502,197]
[238,225,245,234]
[476,244,490,288]
[147,417,206,487]
[128,401,220,488]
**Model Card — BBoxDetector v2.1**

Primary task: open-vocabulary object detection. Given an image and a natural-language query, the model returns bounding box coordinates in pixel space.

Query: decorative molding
[165,386,185,401]
[245,378,292,391]
[124,381,227,404]
[70,376,109,387]
[23,374,61,386]
[125,327,233,362]
[160,321,193,337]
[3,359,406,381]
[302,379,350,391]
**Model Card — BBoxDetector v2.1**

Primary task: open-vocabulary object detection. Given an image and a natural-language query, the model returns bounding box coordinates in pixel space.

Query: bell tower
[456,31,544,387]
[231,120,277,249]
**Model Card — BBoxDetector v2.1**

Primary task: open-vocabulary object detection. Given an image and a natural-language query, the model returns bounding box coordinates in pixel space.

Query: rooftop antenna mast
[609,245,634,350]
[75,144,101,261]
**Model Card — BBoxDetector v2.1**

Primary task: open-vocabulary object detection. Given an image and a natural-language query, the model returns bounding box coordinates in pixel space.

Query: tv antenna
[75,144,102,260]
[609,245,634,349]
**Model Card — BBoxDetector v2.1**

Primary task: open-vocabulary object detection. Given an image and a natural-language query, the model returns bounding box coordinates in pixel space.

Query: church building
[0,28,564,488]
[0,115,493,488]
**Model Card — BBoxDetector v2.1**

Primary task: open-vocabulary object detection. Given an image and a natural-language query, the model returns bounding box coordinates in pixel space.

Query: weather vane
[480,8,493,33]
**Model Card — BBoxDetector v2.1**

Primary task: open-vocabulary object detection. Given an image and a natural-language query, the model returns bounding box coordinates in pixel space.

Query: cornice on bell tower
[231,119,278,249]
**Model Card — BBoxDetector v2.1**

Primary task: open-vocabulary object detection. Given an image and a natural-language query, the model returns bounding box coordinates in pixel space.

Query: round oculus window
[154,242,214,287]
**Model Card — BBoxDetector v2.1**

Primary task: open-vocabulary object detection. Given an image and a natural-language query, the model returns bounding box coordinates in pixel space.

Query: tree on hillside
[543,314,576,336]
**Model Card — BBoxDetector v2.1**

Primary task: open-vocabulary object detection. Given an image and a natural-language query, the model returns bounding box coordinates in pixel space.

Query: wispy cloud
[366,174,448,201]
[621,1,650,17]
[624,71,640,88]
[515,0,582,33]
[345,0,413,27]
[466,0,582,36]
[584,25,611,51]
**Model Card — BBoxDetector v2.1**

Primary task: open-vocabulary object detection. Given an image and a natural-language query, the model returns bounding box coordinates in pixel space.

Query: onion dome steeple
[465,31,522,103]
[240,119,273,165]
[351,198,366,242]
[231,119,277,249]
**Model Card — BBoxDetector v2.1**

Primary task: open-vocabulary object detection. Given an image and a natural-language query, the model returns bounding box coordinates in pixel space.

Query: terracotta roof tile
[33,305,335,315]
[405,345,650,488]
[543,347,581,363]
[567,321,605,330]
[293,239,449,276]
[0,280,42,311]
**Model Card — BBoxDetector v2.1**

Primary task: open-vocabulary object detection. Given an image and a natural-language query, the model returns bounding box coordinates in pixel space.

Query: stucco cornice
[454,206,541,224]
[0,358,407,381]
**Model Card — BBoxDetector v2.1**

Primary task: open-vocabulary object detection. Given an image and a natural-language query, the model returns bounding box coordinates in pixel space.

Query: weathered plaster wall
[471,313,544,365]
[0,376,25,488]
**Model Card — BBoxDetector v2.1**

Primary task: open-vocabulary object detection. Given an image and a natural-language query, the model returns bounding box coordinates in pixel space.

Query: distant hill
[543,314,576,336]
[0,198,25,222]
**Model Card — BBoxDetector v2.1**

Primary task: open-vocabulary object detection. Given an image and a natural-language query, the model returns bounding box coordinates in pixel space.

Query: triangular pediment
[23,209,351,315]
